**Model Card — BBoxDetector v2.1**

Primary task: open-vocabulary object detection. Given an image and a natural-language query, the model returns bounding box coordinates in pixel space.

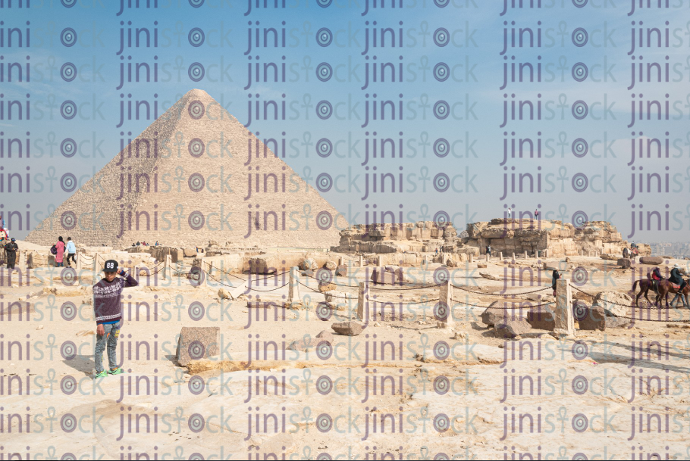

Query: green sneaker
[108,367,124,376]
[94,371,108,379]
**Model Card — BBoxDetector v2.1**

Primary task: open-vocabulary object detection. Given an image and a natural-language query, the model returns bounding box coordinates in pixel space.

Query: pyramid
[26,89,342,248]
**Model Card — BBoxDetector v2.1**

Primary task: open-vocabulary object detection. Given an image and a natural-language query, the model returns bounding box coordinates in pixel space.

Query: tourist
[670,264,685,289]
[66,237,77,268]
[93,259,138,378]
[486,245,492,258]
[55,236,66,267]
[507,207,512,218]
[534,209,539,219]
[4,238,18,270]
[623,247,629,258]
[552,269,561,297]
[651,267,662,292]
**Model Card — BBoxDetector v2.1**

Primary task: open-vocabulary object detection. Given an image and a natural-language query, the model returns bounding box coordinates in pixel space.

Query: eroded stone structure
[334,219,651,258]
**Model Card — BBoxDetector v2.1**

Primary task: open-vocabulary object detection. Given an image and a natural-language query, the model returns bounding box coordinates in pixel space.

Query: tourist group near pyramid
[26,89,340,248]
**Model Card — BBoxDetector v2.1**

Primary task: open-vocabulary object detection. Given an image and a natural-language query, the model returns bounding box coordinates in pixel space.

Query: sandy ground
[1,251,689,459]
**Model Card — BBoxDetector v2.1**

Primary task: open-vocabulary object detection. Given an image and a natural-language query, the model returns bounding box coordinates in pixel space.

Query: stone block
[577,305,631,331]
[495,319,531,338]
[481,302,522,327]
[332,321,363,336]
[248,258,272,274]
[479,271,500,281]
[184,248,198,258]
[335,265,347,277]
[175,327,220,366]
[592,291,632,317]
[526,308,555,331]
[640,256,664,265]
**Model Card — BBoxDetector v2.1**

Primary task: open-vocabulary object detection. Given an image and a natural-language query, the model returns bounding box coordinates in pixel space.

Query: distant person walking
[534,209,539,219]
[486,245,492,258]
[4,238,18,270]
[507,207,512,218]
[66,237,77,268]
[93,259,138,378]
[55,236,66,267]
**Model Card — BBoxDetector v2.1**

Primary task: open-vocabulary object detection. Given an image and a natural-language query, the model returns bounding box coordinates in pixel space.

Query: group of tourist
[505,208,540,219]
[51,236,77,267]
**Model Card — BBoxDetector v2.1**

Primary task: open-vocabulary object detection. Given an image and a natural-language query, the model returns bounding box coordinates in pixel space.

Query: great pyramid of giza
[26,89,341,248]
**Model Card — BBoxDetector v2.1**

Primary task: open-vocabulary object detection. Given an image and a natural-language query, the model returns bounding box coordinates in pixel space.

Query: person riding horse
[670,264,688,307]
[651,267,662,292]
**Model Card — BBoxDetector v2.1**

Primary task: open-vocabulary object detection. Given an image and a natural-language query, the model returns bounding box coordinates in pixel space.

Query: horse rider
[670,264,688,308]
[651,267,663,292]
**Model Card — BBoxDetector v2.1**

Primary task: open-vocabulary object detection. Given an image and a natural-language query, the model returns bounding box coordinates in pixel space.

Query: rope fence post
[499,252,503,260]
[288,266,300,305]
[469,253,473,263]
[554,279,575,337]
[359,255,364,267]
[524,251,528,259]
[437,280,454,329]
[164,255,172,280]
[357,281,368,321]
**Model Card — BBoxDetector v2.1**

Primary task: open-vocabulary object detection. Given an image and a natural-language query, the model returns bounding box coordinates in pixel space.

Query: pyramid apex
[184,88,212,99]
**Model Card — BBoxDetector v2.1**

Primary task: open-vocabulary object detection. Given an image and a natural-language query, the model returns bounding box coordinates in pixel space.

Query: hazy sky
[1,1,689,243]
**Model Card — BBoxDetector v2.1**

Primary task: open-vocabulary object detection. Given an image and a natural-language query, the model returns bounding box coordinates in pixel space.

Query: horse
[632,278,690,308]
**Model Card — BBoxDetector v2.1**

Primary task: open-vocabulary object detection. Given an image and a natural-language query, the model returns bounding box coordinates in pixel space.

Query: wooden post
[288,266,300,304]
[524,251,528,259]
[499,252,503,260]
[359,255,364,267]
[338,256,344,266]
[512,252,516,261]
[469,254,473,263]
[376,255,382,266]
[485,254,489,262]
[554,279,575,337]
[357,281,367,321]
[544,249,548,258]
[437,281,454,328]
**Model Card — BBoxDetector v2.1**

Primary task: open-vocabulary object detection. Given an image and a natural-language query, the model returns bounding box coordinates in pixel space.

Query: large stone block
[526,308,555,331]
[495,318,531,338]
[176,327,220,366]
[577,305,631,331]
[640,256,664,265]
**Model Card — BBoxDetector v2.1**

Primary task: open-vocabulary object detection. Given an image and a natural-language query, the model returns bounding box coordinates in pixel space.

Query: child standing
[93,259,138,378]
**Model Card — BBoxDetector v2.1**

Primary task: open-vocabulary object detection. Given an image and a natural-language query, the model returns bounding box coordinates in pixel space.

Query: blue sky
[2,0,689,242]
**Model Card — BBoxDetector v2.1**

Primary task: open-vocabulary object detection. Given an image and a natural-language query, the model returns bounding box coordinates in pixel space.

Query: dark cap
[103,260,119,273]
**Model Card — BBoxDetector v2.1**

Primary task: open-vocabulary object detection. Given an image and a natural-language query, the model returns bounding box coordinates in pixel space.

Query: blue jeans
[95,320,122,373]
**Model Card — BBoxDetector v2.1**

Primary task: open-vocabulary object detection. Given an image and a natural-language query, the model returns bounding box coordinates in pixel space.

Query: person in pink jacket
[55,236,66,267]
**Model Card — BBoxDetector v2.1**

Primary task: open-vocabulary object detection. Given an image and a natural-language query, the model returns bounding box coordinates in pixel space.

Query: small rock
[479,271,500,281]
[318,282,336,293]
[335,265,347,277]
[316,330,334,343]
[37,325,44,330]
[324,261,337,271]
[332,321,363,336]
[452,332,467,340]
[218,288,231,300]
[477,263,488,269]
